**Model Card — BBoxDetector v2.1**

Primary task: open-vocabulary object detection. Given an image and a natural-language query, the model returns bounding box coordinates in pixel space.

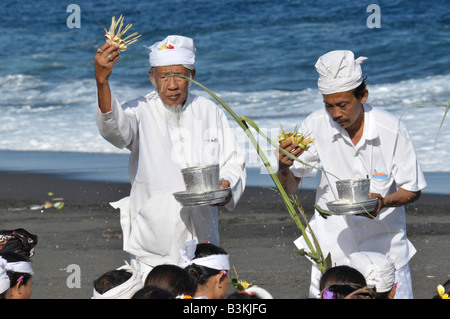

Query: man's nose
[166,76,179,89]
[332,107,343,119]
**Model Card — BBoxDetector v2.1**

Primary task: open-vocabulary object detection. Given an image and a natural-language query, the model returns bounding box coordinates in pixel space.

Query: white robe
[96,90,246,268]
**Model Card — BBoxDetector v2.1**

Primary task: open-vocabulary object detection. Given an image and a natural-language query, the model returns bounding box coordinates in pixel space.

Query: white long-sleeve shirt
[96,90,246,267]
[293,104,426,270]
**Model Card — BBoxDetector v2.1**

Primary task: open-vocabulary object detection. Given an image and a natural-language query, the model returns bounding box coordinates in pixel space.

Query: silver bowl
[181,164,220,193]
[336,178,370,203]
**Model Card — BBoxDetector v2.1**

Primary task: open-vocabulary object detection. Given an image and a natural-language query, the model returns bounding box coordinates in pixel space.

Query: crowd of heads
[0,228,37,299]
[1,228,449,300]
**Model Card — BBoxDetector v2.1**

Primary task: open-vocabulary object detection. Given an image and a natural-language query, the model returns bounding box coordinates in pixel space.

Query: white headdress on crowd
[349,251,396,293]
[244,286,274,299]
[145,35,196,70]
[92,261,143,299]
[0,257,10,294]
[5,261,34,275]
[315,50,367,95]
[180,239,230,271]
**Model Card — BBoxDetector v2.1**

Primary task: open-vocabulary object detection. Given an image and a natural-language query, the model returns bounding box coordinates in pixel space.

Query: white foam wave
[0,73,449,172]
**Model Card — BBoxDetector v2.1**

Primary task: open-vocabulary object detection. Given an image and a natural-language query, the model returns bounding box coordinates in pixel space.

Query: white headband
[315,50,367,95]
[145,35,196,70]
[349,252,396,293]
[6,261,34,275]
[245,286,273,299]
[92,262,143,299]
[0,257,10,294]
[180,239,230,271]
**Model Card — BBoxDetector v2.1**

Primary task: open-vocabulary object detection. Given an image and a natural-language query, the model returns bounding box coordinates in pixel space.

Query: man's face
[149,65,195,107]
[323,90,368,132]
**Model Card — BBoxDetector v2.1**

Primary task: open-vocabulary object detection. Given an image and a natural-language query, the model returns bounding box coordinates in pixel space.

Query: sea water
[0,0,449,191]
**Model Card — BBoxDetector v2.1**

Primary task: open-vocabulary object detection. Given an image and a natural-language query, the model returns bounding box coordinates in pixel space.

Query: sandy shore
[1,171,450,299]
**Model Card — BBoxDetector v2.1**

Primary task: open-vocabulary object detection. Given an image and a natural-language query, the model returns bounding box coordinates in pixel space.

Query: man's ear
[361,89,369,104]
[149,69,156,87]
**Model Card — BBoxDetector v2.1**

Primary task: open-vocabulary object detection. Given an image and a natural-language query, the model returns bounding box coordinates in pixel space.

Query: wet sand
[0,171,449,299]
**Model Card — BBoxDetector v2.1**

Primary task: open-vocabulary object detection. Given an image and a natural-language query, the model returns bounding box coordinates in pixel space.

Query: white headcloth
[245,286,273,299]
[349,251,396,293]
[180,239,230,271]
[6,261,34,275]
[315,50,367,95]
[145,35,196,70]
[92,261,143,299]
[0,257,10,294]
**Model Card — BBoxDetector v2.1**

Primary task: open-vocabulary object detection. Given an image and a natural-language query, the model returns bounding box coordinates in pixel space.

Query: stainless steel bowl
[336,178,370,203]
[181,164,220,193]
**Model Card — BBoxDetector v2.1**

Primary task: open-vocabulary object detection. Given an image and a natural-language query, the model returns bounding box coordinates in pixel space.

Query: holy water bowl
[181,164,220,193]
[336,178,370,203]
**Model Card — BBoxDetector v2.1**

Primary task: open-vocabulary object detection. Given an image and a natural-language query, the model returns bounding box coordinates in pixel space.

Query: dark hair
[319,265,367,292]
[0,252,33,287]
[184,243,228,285]
[93,269,132,294]
[351,77,368,99]
[324,284,376,299]
[145,264,197,296]
[227,291,261,299]
[131,285,175,299]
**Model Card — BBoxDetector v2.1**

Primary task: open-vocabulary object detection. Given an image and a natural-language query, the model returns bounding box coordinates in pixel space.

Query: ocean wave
[0,72,449,172]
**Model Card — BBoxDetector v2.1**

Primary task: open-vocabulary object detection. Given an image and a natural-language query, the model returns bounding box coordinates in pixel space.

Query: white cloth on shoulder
[92,261,144,299]
[0,257,10,294]
[349,251,396,293]
[315,50,367,95]
[145,35,196,70]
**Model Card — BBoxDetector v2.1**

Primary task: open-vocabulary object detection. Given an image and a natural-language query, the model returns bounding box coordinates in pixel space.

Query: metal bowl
[173,188,230,207]
[326,198,378,215]
[181,164,220,193]
[336,178,370,203]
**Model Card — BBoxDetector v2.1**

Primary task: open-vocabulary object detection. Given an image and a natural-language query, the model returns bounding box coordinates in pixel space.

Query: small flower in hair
[322,288,336,299]
[437,285,449,299]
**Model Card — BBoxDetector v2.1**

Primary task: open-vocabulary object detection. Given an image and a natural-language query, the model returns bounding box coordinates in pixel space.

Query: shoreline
[1,171,449,299]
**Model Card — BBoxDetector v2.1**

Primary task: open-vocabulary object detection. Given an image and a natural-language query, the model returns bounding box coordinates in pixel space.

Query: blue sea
[0,0,449,193]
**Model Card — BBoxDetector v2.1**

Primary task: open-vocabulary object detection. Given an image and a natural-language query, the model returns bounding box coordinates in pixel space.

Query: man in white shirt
[276,50,426,299]
[94,35,246,277]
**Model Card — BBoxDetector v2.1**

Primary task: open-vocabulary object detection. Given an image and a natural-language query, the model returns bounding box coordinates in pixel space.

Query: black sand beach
[1,171,450,299]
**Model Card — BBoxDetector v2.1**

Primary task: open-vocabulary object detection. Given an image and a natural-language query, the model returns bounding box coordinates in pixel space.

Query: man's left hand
[356,192,383,219]
[212,180,232,206]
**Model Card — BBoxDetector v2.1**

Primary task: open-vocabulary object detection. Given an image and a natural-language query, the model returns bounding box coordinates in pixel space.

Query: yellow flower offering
[278,124,314,150]
[100,15,141,51]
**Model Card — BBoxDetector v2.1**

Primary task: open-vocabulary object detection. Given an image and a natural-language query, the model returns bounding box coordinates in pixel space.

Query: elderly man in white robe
[276,50,426,299]
[94,35,246,277]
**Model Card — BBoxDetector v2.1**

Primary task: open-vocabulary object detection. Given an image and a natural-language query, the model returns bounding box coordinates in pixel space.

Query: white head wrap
[0,257,10,294]
[245,286,273,299]
[92,261,143,299]
[145,35,196,70]
[315,50,367,95]
[5,261,34,275]
[349,252,396,293]
[180,239,230,271]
